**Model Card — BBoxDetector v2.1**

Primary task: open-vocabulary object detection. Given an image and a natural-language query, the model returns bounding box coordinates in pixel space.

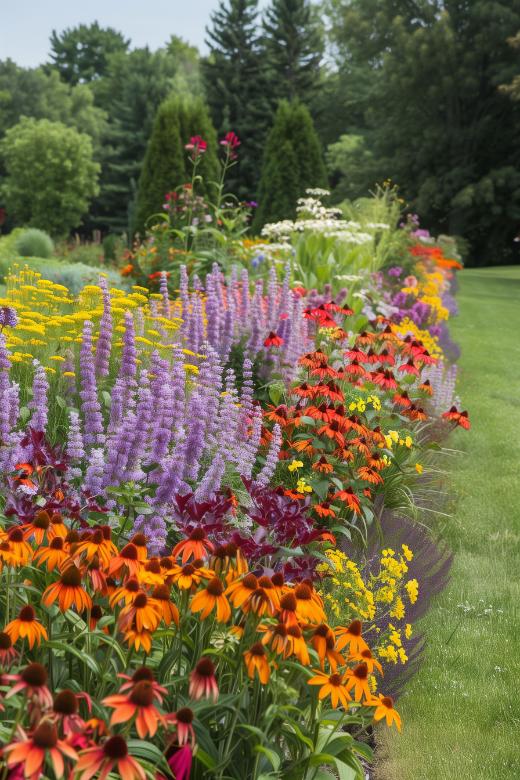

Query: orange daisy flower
[5,662,52,707]
[292,382,316,399]
[75,735,146,780]
[138,558,165,587]
[244,642,270,683]
[168,560,214,590]
[73,528,114,568]
[172,529,214,564]
[307,670,351,708]
[293,582,325,624]
[278,592,299,627]
[333,488,361,514]
[42,565,92,612]
[109,576,142,607]
[47,513,68,540]
[190,577,231,622]
[150,584,180,626]
[259,622,291,656]
[344,662,372,702]
[310,623,344,671]
[209,543,248,578]
[108,543,141,578]
[103,680,165,738]
[335,620,369,654]
[4,720,78,778]
[5,605,48,649]
[353,647,383,674]
[314,502,336,518]
[419,379,433,395]
[393,390,412,408]
[129,533,148,561]
[442,406,470,429]
[5,526,32,565]
[20,510,51,545]
[123,623,153,654]
[286,624,310,664]
[357,466,384,485]
[118,592,161,633]
[264,331,284,348]
[312,455,334,474]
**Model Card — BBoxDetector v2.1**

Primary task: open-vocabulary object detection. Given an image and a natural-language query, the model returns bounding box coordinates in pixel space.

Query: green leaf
[254,745,281,771]
[43,640,100,674]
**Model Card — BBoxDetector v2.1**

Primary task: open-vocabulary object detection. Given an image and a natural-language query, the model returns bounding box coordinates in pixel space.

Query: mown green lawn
[375,266,520,779]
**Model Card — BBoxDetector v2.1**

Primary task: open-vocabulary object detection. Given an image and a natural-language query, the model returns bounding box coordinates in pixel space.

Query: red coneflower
[371,369,397,391]
[5,663,53,708]
[333,488,361,514]
[263,331,284,348]
[53,689,90,735]
[4,605,48,649]
[393,390,412,408]
[189,657,219,701]
[442,406,470,429]
[293,382,316,399]
[150,584,180,626]
[264,404,290,426]
[172,528,214,564]
[103,679,166,738]
[314,502,336,518]
[42,565,92,612]
[4,720,78,778]
[419,379,433,395]
[75,735,146,780]
[398,359,420,376]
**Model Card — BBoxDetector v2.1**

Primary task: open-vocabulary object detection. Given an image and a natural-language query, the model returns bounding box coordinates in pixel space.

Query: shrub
[134,95,218,236]
[253,100,327,230]
[0,117,100,236]
[14,228,54,258]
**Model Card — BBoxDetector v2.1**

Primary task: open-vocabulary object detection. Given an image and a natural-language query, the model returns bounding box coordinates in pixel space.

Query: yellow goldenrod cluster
[317,544,418,666]
[348,394,382,413]
[392,317,442,357]
[383,429,413,450]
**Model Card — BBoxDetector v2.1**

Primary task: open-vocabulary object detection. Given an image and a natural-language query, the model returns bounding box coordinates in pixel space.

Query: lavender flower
[28,361,49,432]
[256,423,281,486]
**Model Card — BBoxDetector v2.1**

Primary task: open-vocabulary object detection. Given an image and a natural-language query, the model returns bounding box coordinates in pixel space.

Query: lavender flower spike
[256,423,282,486]
[28,360,49,433]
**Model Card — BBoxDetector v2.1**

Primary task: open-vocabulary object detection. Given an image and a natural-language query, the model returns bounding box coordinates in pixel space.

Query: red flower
[185,135,207,156]
[264,331,284,348]
[442,406,470,429]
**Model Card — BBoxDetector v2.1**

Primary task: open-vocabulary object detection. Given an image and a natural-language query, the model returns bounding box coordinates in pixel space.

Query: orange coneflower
[293,382,316,400]
[265,404,290,426]
[4,720,78,778]
[307,670,351,708]
[5,663,52,707]
[138,558,164,587]
[259,622,290,656]
[357,466,384,485]
[42,565,92,613]
[371,369,397,391]
[190,577,231,622]
[225,572,259,608]
[75,735,146,780]
[317,420,345,446]
[333,488,361,514]
[108,543,141,578]
[398,359,420,377]
[353,647,383,675]
[370,693,402,730]
[85,557,108,595]
[310,624,344,671]
[419,379,433,395]
[345,662,371,702]
[168,560,214,590]
[103,680,165,738]
[312,456,334,474]
[0,630,18,667]
[244,643,270,683]
[150,584,180,626]
[286,624,310,664]
[299,350,328,368]
[73,528,113,568]
[20,510,51,545]
[335,620,369,655]
[109,576,142,607]
[314,502,336,518]
[405,404,427,422]
[368,452,386,471]
[293,582,325,624]
[189,657,219,702]
[393,390,412,408]
[89,604,109,633]
[5,605,48,649]
[291,437,314,453]
[6,527,32,565]
[129,533,148,561]
[117,667,167,699]
[271,572,288,603]
[209,543,248,579]
[48,513,68,540]
[119,592,161,633]
[442,406,470,429]
[350,435,371,458]
[123,622,153,654]
[173,528,214,564]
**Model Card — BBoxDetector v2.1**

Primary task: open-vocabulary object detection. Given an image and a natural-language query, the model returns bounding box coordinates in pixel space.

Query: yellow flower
[63,371,76,378]
[415,463,423,474]
[405,579,419,604]
[404,436,413,448]
[405,624,412,639]
[49,355,65,362]
[296,478,312,494]
[288,459,304,472]
[401,545,413,562]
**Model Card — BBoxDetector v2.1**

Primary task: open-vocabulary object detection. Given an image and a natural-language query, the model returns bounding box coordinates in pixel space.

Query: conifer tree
[262,0,324,104]
[203,0,271,198]
[134,96,218,235]
[253,100,327,230]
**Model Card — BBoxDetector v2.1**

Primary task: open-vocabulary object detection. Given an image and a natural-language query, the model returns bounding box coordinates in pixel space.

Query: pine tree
[253,100,327,229]
[134,96,218,235]
[203,0,272,198]
[262,0,324,104]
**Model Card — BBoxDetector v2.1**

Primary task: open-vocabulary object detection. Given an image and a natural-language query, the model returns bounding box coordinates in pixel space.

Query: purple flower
[388,266,403,277]
[0,306,17,329]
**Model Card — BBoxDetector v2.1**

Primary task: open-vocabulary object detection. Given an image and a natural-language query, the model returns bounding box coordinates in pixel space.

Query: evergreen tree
[253,100,327,229]
[203,0,272,198]
[49,22,130,85]
[262,0,324,104]
[327,0,520,265]
[134,96,218,235]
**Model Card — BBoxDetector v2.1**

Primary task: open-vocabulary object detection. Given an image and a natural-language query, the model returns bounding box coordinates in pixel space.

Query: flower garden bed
[0,185,469,779]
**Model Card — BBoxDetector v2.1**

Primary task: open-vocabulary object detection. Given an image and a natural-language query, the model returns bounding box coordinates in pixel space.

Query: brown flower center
[8,527,24,543]
[33,721,58,749]
[353,662,368,680]
[258,576,273,588]
[242,573,258,591]
[34,511,51,529]
[181,564,195,576]
[206,578,224,597]
[133,593,148,609]
[120,543,138,561]
[0,631,13,650]
[19,605,36,622]
[61,565,82,588]
[132,667,155,683]
[130,533,147,548]
[145,559,162,574]
[250,642,265,657]
[54,689,78,715]
[329,674,342,686]
[314,624,329,638]
[129,680,154,707]
[189,528,206,541]
[381,696,394,709]
[50,537,65,550]
[91,605,103,621]
[176,707,194,724]
[348,619,362,636]
[21,662,47,687]
[287,625,303,639]
[294,584,312,601]
[103,735,128,760]
[271,572,284,587]
[280,593,297,611]
[195,657,215,678]
[125,578,140,593]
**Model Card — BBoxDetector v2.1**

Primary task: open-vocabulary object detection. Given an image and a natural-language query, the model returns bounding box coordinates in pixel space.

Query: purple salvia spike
[133,509,168,556]
[240,268,250,326]
[79,321,105,446]
[135,306,145,337]
[94,276,112,378]
[154,436,189,504]
[267,265,278,330]
[119,311,138,408]
[84,447,106,497]
[124,369,153,481]
[62,349,77,397]
[256,423,282,486]
[7,382,20,430]
[160,271,170,318]
[108,378,125,435]
[194,453,226,502]
[277,263,291,320]
[236,403,263,478]
[66,410,85,462]
[28,360,49,433]
[0,334,12,444]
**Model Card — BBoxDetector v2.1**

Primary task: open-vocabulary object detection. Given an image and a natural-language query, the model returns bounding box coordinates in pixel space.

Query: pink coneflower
[4,720,78,778]
[5,663,53,708]
[189,657,219,701]
[0,631,18,667]
[166,707,196,747]
[75,735,146,780]
[168,745,193,780]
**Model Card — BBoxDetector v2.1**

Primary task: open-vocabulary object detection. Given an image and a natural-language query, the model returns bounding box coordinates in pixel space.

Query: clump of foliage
[14,228,54,259]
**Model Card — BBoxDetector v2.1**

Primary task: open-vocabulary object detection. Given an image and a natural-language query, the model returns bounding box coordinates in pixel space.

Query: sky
[1,0,266,68]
